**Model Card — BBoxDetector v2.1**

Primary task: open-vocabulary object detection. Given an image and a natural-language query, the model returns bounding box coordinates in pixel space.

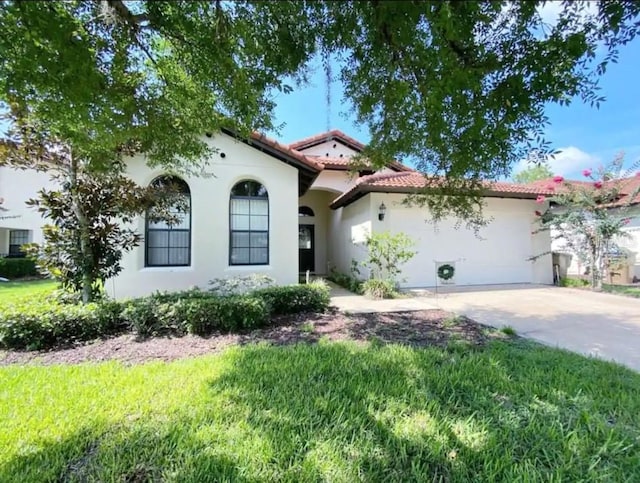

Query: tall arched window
[145,176,191,267]
[230,180,269,265]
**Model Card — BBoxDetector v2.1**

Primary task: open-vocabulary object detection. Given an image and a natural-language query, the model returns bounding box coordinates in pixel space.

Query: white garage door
[389,207,533,287]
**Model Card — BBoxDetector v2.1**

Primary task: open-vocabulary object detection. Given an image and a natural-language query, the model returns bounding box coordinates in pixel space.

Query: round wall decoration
[437,263,455,281]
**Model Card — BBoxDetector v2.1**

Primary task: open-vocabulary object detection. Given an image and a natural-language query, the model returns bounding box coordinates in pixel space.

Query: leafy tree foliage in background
[512,162,554,184]
[2,119,187,302]
[1,0,639,287]
[533,155,640,290]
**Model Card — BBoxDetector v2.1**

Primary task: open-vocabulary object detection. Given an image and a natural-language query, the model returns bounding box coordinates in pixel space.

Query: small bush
[183,295,270,335]
[362,279,396,299]
[253,282,330,315]
[0,296,124,350]
[328,270,363,294]
[0,257,38,279]
[559,277,589,288]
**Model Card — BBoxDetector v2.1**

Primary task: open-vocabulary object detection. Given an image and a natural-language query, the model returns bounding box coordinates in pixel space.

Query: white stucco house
[0,129,555,298]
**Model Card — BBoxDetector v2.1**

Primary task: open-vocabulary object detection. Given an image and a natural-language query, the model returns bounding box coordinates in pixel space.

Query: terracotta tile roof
[249,132,324,171]
[529,176,640,207]
[311,156,413,172]
[330,171,556,209]
[289,129,366,151]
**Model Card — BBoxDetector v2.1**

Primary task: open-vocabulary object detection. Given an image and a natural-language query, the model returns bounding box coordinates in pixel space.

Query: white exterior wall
[108,133,299,299]
[298,140,359,158]
[0,167,54,246]
[342,193,553,287]
[310,169,358,194]
[327,195,373,277]
[297,189,333,274]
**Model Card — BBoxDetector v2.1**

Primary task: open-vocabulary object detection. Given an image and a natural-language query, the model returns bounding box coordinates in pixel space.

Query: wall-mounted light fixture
[378,202,387,221]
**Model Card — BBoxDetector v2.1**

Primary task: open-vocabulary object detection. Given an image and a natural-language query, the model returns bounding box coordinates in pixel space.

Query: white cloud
[537,1,598,28]
[514,146,600,176]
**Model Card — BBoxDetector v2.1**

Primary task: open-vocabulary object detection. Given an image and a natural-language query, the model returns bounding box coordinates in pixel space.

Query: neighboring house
[0,168,52,257]
[545,176,640,279]
[0,129,555,298]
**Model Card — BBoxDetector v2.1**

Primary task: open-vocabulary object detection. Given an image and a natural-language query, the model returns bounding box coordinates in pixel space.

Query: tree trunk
[69,156,94,304]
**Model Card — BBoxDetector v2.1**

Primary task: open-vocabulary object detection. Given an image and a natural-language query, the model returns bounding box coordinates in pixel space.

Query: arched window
[230,180,269,265]
[298,206,315,217]
[145,176,191,267]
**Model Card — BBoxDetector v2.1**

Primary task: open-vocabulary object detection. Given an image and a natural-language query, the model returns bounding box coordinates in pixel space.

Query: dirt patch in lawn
[0,309,504,366]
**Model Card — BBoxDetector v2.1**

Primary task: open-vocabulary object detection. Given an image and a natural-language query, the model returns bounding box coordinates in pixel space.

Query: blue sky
[269,34,640,181]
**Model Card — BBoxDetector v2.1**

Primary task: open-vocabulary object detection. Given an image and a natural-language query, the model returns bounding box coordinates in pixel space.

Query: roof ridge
[289,129,365,151]
[250,131,324,171]
[356,170,414,185]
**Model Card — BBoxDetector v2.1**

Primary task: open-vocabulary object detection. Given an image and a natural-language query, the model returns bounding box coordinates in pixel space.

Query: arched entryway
[298,188,340,274]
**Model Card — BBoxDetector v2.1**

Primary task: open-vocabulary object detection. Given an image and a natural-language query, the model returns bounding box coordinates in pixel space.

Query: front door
[299,224,315,272]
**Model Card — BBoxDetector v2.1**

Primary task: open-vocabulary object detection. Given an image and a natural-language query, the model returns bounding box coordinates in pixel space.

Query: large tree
[512,163,554,184]
[0,1,639,293]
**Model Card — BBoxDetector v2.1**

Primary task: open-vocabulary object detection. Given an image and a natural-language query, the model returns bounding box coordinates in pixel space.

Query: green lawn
[2,279,640,480]
[2,341,640,482]
[603,284,640,298]
[0,279,57,305]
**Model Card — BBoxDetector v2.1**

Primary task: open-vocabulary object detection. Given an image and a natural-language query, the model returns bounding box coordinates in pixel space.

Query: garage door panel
[389,208,533,287]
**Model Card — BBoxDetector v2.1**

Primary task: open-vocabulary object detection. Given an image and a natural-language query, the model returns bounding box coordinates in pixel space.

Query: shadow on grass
[3,341,640,481]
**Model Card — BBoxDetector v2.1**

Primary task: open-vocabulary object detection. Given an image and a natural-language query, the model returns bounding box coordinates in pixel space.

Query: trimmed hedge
[253,282,331,315]
[0,297,124,350]
[0,258,38,279]
[0,283,331,350]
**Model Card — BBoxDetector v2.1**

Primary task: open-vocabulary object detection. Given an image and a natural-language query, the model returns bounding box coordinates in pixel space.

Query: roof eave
[221,128,322,195]
[331,186,549,210]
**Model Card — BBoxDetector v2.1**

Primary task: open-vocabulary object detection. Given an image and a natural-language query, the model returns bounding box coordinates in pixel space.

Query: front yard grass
[2,340,640,481]
[602,284,640,298]
[0,279,57,305]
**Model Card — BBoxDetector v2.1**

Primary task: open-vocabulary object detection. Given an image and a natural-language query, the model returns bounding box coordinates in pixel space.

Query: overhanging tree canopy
[1,0,639,207]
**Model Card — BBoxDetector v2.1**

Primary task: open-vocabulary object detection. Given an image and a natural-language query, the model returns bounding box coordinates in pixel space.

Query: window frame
[8,230,30,258]
[229,180,269,266]
[298,206,315,217]
[144,176,192,268]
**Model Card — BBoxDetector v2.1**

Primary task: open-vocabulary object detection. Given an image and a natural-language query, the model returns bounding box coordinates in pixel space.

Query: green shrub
[328,270,363,294]
[121,297,183,337]
[0,282,329,350]
[0,296,124,350]
[253,282,330,315]
[183,295,270,335]
[362,279,396,299]
[0,257,38,279]
[559,277,589,288]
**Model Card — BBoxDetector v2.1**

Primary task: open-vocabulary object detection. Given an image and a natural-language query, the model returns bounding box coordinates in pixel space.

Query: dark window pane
[231,180,268,198]
[147,230,169,248]
[230,180,269,265]
[168,248,189,266]
[230,248,250,264]
[250,248,268,264]
[169,231,190,248]
[147,248,169,266]
[299,206,315,217]
[231,232,250,248]
[145,175,191,266]
[250,232,268,248]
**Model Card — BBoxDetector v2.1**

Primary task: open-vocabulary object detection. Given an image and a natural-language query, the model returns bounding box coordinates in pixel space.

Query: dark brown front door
[299,224,315,272]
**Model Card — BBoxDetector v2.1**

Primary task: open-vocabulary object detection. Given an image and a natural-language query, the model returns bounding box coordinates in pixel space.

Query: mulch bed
[0,309,502,366]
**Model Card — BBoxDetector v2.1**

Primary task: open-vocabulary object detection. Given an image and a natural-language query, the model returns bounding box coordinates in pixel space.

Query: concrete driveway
[430,285,640,371]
